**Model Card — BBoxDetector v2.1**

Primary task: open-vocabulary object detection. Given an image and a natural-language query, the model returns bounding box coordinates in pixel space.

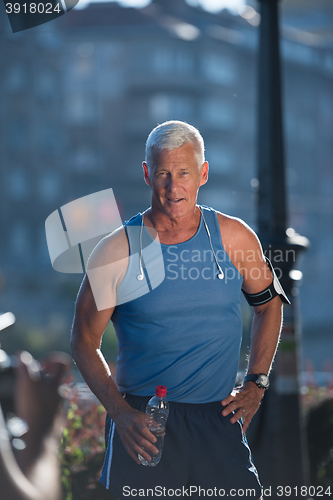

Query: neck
[143,205,201,244]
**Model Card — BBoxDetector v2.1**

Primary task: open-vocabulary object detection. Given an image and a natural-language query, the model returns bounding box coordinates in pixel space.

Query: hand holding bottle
[113,403,160,465]
[138,385,169,467]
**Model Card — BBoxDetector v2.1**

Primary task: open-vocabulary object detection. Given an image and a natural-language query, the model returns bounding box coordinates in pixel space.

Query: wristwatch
[244,373,270,390]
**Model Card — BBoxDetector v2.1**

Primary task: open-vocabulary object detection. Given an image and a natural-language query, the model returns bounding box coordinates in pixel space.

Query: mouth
[167,198,184,204]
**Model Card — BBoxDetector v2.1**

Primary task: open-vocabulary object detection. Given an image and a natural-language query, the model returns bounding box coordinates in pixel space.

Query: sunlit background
[75,0,246,13]
[0,0,332,380]
[1,0,333,491]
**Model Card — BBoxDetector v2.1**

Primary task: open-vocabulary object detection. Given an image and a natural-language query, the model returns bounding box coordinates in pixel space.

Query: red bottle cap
[155,385,167,398]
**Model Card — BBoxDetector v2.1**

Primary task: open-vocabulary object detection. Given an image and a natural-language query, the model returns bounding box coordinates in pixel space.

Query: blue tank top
[112,206,243,403]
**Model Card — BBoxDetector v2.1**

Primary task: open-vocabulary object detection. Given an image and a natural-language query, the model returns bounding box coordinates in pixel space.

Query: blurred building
[0,0,332,366]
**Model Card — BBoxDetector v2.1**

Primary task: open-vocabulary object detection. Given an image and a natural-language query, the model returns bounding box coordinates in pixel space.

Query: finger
[221,394,235,406]
[120,431,149,462]
[134,418,158,444]
[127,433,159,465]
[222,396,247,416]
[133,441,158,462]
[143,424,159,443]
[221,405,234,417]
[221,388,240,405]
[122,433,155,464]
[126,446,142,465]
[229,408,246,424]
[135,432,159,455]
[221,399,242,416]
[129,420,159,453]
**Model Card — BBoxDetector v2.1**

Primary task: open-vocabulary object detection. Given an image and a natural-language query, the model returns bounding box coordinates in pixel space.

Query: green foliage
[278,339,296,352]
[0,314,119,365]
[59,388,110,500]
[0,320,71,359]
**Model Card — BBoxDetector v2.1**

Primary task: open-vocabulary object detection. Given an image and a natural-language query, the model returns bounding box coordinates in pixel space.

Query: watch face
[257,374,269,388]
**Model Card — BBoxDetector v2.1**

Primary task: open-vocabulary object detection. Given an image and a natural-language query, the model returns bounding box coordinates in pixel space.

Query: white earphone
[137,217,145,281]
[199,208,224,280]
[136,208,224,281]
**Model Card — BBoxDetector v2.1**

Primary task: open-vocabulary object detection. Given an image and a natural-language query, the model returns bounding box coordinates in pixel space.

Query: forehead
[153,143,197,169]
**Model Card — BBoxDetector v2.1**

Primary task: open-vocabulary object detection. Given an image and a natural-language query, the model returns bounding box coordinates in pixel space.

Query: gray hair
[145,120,205,171]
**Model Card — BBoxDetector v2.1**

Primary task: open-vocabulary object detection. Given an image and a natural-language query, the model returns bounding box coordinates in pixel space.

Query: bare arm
[247,298,283,378]
[218,214,283,431]
[70,275,122,417]
[71,231,159,463]
[221,297,282,431]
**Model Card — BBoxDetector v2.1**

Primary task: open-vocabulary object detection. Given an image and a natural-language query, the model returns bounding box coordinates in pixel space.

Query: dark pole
[257,0,287,241]
[246,0,310,496]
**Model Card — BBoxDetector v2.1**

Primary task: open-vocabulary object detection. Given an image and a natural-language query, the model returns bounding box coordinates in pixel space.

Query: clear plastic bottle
[138,385,169,467]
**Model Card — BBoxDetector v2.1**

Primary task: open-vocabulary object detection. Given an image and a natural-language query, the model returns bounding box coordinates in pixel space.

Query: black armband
[242,258,291,307]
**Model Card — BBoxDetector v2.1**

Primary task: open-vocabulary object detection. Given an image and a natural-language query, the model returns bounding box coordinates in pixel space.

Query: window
[39,227,50,263]
[72,44,95,79]
[205,143,234,174]
[5,64,27,92]
[35,71,56,99]
[151,47,194,74]
[152,48,174,73]
[285,111,297,141]
[72,148,102,173]
[201,98,236,129]
[298,119,315,146]
[324,53,333,76]
[201,53,236,85]
[10,223,30,256]
[149,93,193,122]
[7,121,28,151]
[282,40,314,66]
[7,169,30,201]
[38,172,59,202]
[38,125,58,153]
[66,94,99,125]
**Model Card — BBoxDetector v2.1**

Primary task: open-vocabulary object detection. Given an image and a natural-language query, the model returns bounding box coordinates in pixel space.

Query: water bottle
[138,385,169,467]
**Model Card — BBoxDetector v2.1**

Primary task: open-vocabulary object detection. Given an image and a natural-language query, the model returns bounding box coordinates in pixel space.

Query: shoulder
[82,225,130,312]
[216,211,261,255]
[215,211,275,294]
[87,225,129,271]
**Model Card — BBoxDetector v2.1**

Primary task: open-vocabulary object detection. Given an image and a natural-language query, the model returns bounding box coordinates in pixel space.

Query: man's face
[143,143,208,220]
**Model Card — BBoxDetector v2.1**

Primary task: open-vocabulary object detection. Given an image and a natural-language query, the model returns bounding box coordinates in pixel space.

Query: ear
[142,162,151,187]
[199,161,209,186]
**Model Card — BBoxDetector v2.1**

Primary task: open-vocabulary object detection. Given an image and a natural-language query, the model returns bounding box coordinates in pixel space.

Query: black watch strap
[244,373,270,389]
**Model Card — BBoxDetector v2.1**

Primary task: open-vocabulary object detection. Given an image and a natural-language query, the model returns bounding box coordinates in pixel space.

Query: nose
[165,173,179,192]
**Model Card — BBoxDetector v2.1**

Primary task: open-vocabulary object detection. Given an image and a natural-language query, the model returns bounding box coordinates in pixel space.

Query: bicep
[84,227,129,312]
[217,213,273,295]
[241,256,273,295]
[72,225,129,346]
[238,229,273,295]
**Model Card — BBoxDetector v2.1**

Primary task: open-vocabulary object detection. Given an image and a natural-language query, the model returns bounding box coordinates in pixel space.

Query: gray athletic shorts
[99,394,262,500]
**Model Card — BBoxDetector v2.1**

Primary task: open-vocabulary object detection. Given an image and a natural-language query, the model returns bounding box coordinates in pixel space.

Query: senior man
[71,121,289,499]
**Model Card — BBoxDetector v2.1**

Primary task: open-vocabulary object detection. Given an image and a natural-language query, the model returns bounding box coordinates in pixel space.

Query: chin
[165,206,191,219]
